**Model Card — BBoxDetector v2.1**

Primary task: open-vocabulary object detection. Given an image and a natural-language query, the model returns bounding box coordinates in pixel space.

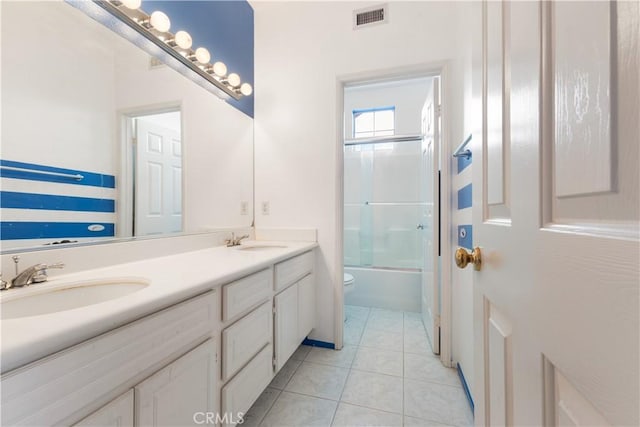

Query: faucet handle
[0,273,8,290]
[31,262,65,284]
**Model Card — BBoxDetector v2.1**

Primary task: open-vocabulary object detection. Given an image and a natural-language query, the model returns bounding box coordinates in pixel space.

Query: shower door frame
[335,62,453,368]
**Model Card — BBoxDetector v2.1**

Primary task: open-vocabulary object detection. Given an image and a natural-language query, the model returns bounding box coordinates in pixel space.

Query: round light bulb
[194,47,211,64]
[227,73,241,87]
[150,11,171,33]
[173,31,192,49]
[121,0,141,9]
[240,83,253,96]
[212,61,227,77]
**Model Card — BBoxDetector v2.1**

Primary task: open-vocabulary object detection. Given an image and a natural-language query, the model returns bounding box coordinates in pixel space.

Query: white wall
[253,1,469,345]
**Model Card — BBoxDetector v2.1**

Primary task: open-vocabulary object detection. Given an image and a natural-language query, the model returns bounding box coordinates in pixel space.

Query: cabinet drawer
[221,344,273,426]
[222,302,272,381]
[274,251,313,292]
[1,292,216,426]
[222,269,272,321]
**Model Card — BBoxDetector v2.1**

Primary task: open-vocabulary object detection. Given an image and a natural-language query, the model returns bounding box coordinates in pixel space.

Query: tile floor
[242,305,473,427]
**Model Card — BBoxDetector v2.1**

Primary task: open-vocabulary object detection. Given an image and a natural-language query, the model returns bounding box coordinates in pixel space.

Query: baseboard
[302,338,335,349]
[457,362,475,413]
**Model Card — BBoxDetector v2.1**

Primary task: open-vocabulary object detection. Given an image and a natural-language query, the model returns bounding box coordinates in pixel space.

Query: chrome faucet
[225,232,249,247]
[3,262,65,290]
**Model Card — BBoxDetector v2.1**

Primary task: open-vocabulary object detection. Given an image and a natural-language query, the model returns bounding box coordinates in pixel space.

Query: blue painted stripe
[458,183,472,210]
[1,191,115,213]
[1,222,115,240]
[457,363,475,414]
[0,160,115,188]
[457,152,472,173]
[301,338,335,349]
[458,225,473,250]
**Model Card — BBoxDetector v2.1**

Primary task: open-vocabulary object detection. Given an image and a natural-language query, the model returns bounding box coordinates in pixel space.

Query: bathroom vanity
[0,242,317,426]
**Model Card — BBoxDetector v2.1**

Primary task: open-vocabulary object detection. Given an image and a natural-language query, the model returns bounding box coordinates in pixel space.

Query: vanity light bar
[97,0,252,100]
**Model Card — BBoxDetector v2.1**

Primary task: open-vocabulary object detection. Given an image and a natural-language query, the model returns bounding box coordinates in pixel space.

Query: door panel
[135,118,182,236]
[421,78,440,354]
[274,284,299,371]
[74,390,134,427]
[472,1,639,426]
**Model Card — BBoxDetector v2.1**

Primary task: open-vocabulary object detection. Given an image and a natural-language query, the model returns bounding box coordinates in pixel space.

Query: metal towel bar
[0,166,84,181]
[453,134,472,159]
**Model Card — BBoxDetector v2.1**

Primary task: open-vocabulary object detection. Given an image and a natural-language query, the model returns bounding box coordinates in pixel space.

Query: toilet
[344,273,356,322]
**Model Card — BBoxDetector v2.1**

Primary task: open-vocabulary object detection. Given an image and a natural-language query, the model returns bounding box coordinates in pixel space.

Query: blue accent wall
[1,191,114,213]
[457,183,472,210]
[143,1,254,118]
[457,153,472,173]
[458,225,473,250]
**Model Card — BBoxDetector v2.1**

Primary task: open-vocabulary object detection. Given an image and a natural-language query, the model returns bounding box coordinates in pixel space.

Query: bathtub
[344,266,421,312]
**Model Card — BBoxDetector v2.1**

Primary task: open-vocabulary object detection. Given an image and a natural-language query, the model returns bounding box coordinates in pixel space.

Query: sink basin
[1,277,149,319]
[237,244,288,251]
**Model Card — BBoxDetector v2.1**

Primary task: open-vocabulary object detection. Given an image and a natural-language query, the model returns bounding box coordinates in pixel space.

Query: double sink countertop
[0,241,317,374]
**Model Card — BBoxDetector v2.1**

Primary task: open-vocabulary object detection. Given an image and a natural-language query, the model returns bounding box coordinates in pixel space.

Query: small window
[353,106,395,138]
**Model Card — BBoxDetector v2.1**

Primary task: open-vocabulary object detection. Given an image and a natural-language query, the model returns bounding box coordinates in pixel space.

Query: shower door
[420,78,440,354]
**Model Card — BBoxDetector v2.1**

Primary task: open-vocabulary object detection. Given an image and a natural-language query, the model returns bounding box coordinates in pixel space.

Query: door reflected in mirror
[0,1,254,252]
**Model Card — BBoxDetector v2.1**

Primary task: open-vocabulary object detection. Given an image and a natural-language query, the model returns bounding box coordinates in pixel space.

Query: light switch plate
[240,201,248,215]
[261,201,270,215]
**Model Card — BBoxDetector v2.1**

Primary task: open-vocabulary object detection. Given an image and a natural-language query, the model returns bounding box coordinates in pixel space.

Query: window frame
[352,106,396,138]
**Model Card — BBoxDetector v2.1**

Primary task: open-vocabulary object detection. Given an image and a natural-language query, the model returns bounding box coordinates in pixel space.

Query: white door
[421,77,441,354]
[74,390,134,427]
[297,274,315,342]
[274,284,299,371]
[135,117,182,236]
[136,340,216,426]
[469,1,639,426]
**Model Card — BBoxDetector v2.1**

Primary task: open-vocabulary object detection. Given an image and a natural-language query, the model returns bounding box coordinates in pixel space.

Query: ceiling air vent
[353,4,388,29]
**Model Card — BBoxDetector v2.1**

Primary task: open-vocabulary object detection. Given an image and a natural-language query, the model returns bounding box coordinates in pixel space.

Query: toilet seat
[344,273,355,286]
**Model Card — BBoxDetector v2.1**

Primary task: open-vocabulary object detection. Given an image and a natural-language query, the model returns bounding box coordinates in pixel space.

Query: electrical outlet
[240,201,248,215]
[261,201,270,215]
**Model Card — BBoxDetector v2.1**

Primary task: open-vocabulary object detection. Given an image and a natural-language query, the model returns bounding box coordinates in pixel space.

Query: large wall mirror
[1,0,254,252]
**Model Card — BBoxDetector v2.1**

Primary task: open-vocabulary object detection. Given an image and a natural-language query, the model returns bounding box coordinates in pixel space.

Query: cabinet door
[274,284,299,371]
[136,339,216,426]
[74,390,134,427]
[297,274,315,342]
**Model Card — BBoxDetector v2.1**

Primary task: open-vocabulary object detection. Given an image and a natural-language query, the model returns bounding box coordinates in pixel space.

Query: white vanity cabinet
[273,251,315,371]
[74,390,134,427]
[1,292,218,426]
[136,339,217,426]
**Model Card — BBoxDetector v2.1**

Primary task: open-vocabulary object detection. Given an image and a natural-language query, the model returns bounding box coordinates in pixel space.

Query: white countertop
[0,241,317,373]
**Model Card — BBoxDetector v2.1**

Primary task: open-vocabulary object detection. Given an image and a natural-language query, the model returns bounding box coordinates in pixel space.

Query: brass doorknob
[455,247,482,271]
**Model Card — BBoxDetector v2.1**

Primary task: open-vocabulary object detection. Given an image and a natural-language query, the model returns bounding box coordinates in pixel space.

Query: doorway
[119,108,183,237]
[340,73,448,360]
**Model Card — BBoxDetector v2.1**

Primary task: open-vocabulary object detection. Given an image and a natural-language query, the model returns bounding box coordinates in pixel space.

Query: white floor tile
[404,379,473,426]
[369,308,404,323]
[305,345,358,368]
[343,322,366,346]
[345,305,371,322]
[404,328,433,354]
[404,353,461,387]
[292,344,312,361]
[285,362,350,400]
[240,387,280,427]
[403,416,454,427]
[365,316,403,334]
[331,402,403,427]
[261,391,338,427]
[340,370,403,414]
[270,358,301,390]
[351,347,403,377]
[360,326,403,351]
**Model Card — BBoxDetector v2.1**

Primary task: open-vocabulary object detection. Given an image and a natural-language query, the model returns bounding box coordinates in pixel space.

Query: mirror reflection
[1,1,254,252]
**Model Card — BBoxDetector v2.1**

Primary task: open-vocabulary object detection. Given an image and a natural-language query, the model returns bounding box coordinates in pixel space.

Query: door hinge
[272,305,277,315]
[131,136,137,145]
[435,314,441,328]
[272,357,277,369]
[436,105,442,116]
